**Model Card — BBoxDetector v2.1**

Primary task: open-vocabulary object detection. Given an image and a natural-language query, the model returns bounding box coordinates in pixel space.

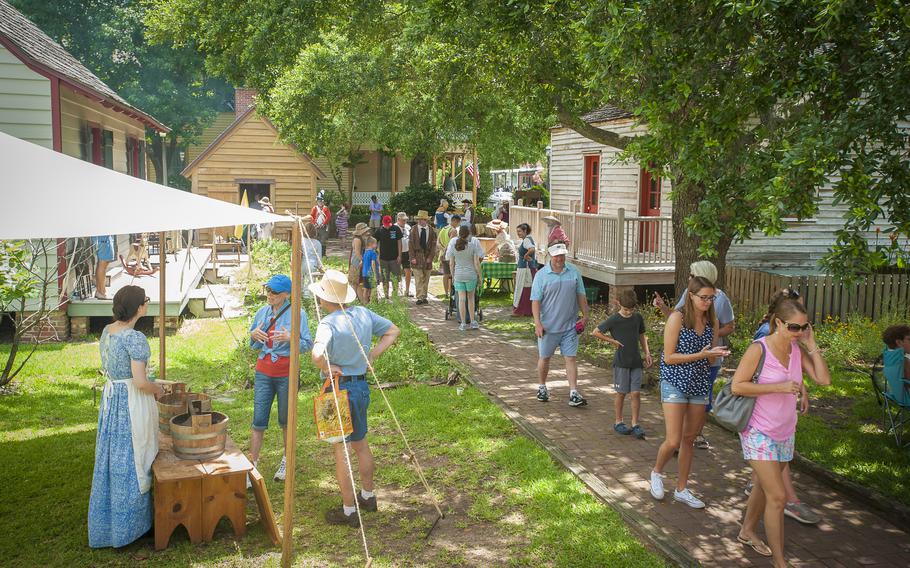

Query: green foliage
[388,183,453,218]
[0,241,37,312]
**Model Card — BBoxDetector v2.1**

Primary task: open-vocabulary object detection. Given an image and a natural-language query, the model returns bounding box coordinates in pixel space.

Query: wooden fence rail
[726,266,910,322]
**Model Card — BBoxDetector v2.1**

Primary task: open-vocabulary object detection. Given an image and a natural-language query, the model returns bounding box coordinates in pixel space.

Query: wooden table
[208,242,242,269]
[152,433,280,550]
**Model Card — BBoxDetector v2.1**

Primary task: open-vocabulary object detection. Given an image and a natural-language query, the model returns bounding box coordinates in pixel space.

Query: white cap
[548,243,568,256]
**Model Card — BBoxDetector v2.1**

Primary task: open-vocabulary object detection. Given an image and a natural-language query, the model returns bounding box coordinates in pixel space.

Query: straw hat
[486,219,508,231]
[352,223,370,236]
[542,215,560,225]
[308,269,357,304]
[258,196,271,206]
[302,214,314,224]
[415,210,431,220]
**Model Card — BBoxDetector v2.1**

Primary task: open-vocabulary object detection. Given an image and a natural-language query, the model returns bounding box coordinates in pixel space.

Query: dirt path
[407,290,910,567]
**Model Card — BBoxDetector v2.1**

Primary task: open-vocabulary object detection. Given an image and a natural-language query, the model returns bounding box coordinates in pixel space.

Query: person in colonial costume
[409,210,438,305]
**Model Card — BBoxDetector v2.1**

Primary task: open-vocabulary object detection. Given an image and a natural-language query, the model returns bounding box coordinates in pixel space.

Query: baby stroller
[444,280,484,324]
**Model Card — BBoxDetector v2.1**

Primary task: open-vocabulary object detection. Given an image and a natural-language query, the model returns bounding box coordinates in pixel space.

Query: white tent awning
[0,131,293,240]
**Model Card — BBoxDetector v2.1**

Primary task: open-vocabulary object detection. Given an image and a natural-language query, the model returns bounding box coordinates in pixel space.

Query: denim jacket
[249,300,313,363]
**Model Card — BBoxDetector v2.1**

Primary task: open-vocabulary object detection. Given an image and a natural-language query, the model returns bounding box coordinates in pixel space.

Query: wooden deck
[67,247,214,318]
[509,204,675,286]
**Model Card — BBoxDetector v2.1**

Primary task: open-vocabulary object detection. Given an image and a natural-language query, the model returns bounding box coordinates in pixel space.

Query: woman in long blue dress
[88,285,164,548]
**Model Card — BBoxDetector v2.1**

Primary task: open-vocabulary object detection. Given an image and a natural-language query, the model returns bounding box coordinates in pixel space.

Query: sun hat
[258,196,271,205]
[486,219,508,231]
[382,215,393,227]
[542,215,560,224]
[308,269,357,304]
[462,198,473,204]
[265,274,292,294]
[397,211,408,220]
[547,243,568,257]
[352,223,370,236]
[415,210,431,220]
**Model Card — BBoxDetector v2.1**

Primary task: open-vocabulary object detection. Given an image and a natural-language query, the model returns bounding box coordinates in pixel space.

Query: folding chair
[872,354,910,447]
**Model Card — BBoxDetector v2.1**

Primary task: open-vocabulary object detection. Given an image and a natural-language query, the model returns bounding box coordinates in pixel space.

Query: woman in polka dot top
[648,276,730,509]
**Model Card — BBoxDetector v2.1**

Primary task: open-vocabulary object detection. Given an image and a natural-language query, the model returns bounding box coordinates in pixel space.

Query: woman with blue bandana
[248,274,312,484]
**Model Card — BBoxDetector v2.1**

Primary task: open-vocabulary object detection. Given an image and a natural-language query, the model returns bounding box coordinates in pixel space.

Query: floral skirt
[740,426,794,462]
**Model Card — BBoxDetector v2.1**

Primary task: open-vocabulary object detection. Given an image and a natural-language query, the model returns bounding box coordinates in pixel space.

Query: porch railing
[509,203,675,270]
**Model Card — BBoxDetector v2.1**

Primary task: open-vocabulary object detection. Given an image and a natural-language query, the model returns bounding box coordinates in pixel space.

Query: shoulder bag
[711,341,766,432]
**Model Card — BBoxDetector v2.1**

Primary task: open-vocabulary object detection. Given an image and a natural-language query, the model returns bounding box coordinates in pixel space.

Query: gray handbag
[712,341,766,432]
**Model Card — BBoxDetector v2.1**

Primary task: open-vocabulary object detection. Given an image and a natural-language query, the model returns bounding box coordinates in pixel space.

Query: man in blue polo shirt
[531,242,590,407]
[310,269,401,527]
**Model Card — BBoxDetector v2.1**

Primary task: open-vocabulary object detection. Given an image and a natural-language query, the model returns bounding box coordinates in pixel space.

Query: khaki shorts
[379,259,401,282]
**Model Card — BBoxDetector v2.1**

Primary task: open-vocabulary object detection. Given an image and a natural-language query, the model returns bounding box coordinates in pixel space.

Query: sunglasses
[691,293,716,302]
[264,287,277,295]
[781,320,810,332]
[144,296,150,304]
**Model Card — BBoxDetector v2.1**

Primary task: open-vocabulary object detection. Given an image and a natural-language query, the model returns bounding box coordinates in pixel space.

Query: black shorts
[401,251,410,268]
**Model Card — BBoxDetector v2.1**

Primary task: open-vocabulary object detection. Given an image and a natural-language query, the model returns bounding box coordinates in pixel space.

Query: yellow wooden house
[181,104,325,243]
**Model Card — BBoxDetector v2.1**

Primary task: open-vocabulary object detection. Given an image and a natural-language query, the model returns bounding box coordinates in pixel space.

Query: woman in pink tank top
[731,298,831,567]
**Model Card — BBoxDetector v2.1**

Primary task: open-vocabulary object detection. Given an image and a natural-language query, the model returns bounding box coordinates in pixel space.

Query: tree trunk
[149,135,164,184]
[0,329,20,387]
[410,153,429,186]
[713,234,733,291]
[670,174,703,294]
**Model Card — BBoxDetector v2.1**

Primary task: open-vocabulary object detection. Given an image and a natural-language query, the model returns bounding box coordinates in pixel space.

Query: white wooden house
[0,0,170,337]
[536,104,900,296]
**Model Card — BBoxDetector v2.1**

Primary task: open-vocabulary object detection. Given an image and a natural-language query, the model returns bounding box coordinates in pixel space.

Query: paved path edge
[460,371,700,568]
[705,414,910,532]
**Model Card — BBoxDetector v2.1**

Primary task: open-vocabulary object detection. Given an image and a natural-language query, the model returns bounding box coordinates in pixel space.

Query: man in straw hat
[409,210,437,305]
[311,270,401,527]
[531,242,590,407]
[248,274,313,484]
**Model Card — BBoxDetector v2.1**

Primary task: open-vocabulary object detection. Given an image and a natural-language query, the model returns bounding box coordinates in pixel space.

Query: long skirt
[512,266,536,316]
[336,215,349,240]
[88,383,153,548]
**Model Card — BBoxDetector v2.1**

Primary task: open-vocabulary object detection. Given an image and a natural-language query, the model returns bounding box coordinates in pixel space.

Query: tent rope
[296,217,371,565]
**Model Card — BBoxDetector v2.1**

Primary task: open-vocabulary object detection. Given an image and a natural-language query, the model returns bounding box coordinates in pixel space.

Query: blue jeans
[252,372,289,430]
[339,377,370,442]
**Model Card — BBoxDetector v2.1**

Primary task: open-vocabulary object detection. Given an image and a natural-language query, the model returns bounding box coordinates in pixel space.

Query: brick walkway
[407,298,910,567]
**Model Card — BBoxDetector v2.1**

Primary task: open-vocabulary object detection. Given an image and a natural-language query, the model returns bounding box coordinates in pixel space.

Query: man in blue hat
[248,274,313,484]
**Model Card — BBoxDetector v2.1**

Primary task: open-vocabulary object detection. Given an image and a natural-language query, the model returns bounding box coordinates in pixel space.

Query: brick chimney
[235,88,258,116]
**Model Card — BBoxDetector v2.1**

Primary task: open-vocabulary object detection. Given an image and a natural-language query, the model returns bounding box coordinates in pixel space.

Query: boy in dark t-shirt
[592,289,652,439]
[375,215,403,299]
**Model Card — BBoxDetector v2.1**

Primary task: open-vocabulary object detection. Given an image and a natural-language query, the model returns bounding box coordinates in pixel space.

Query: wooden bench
[153,434,280,550]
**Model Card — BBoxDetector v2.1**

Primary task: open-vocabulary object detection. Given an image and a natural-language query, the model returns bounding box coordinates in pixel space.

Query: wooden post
[460,153,466,194]
[159,231,166,381]
[281,224,302,568]
[391,153,398,195]
[451,155,456,191]
[615,208,625,269]
[472,148,478,204]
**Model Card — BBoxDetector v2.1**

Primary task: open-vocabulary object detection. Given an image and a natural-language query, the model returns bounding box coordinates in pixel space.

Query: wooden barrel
[157,391,211,434]
[169,411,228,460]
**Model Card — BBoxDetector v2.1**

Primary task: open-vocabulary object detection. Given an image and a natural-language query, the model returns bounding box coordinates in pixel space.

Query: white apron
[102,379,159,494]
[513,267,533,308]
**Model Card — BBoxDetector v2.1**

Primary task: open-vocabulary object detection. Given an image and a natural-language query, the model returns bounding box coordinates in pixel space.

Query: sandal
[737,534,772,557]
[613,422,632,435]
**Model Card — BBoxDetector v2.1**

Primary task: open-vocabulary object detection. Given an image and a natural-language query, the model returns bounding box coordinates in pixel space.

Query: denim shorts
[93,235,116,262]
[252,372,288,430]
[660,380,709,405]
[538,328,579,358]
[339,377,370,442]
[453,279,477,292]
[740,426,794,462]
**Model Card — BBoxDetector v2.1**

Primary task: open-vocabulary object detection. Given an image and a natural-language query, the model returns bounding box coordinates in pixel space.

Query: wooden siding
[184,112,236,164]
[190,112,318,242]
[550,121,905,272]
[313,155,352,199]
[352,151,412,195]
[549,121,672,216]
[59,85,145,167]
[0,46,51,148]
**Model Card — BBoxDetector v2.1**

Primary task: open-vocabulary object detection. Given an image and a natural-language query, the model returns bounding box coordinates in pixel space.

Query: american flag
[466,161,479,187]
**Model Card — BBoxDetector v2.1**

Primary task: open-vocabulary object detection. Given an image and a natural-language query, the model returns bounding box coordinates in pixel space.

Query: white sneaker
[470,320,480,330]
[649,471,665,500]
[274,456,286,482]
[459,323,467,331]
[673,488,705,509]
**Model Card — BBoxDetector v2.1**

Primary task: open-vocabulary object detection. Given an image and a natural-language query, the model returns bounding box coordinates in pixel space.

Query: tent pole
[281,223,302,568]
[159,231,166,381]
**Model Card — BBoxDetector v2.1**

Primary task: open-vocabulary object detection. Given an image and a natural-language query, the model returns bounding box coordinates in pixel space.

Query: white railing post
[615,207,625,270]
[570,201,579,259]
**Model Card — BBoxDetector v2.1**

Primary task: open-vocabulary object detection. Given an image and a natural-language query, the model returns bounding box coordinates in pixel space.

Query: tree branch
[554,103,632,150]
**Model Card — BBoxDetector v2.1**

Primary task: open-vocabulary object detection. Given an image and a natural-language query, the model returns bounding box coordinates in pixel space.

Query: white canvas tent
[0,131,291,240]
[0,131,311,563]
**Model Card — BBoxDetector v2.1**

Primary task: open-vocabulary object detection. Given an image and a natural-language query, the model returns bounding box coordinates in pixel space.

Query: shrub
[388,183,453,217]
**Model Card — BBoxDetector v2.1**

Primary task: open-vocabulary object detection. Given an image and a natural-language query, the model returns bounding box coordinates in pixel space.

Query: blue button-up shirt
[249,300,313,363]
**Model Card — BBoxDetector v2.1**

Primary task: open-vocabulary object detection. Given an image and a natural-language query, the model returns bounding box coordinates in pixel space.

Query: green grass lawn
[0,308,664,567]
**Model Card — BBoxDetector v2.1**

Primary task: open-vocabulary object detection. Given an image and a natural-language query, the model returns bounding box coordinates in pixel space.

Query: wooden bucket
[170,408,228,461]
[157,390,211,434]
